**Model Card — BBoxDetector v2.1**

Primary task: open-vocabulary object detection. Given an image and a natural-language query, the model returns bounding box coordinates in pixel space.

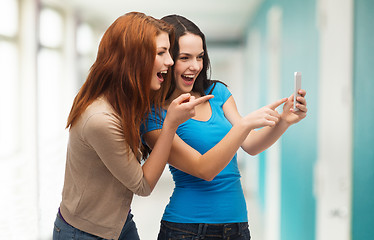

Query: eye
[197,54,204,60]
[179,56,189,60]
[157,51,165,56]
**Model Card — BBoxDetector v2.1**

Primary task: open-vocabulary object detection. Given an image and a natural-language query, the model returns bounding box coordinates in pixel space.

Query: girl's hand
[281,89,308,125]
[165,94,214,129]
[243,98,288,129]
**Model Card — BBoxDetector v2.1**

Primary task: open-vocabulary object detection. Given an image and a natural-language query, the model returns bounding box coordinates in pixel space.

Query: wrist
[278,117,292,128]
[162,116,179,133]
[239,118,254,134]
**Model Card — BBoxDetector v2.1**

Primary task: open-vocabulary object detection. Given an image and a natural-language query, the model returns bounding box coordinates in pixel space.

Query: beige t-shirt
[59,97,151,239]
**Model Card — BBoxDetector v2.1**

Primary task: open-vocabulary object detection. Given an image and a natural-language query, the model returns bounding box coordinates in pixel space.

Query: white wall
[315,0,353,239]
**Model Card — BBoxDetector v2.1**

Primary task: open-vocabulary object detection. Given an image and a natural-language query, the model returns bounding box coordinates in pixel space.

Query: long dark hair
[66,12,174,157]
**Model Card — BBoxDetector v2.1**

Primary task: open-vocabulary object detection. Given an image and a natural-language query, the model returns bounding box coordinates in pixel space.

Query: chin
[183,86,194,93]
[151,84,161,91]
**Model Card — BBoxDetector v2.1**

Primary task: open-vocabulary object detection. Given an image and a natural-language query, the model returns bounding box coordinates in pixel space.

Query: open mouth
[157,71,168,80]
[157,71,167,81]
[182,74,195,82]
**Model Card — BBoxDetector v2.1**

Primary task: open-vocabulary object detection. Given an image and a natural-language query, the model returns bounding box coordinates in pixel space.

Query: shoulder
[84,112,119,132]
[206,81,232,105]
[80,99,122,140]
[141,106,166,134]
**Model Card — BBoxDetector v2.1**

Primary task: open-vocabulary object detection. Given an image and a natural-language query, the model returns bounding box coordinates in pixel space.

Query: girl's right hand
[243,98,287,129]
[165,93,214,129]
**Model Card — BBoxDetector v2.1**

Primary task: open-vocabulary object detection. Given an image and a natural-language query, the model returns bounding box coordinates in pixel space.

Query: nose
[165,52,174,67]
[189,59,200,71]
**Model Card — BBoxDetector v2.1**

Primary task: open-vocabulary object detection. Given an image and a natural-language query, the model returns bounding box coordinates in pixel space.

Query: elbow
[203,176,215,181]
[133,186,152,197]
[242,144,265,156]
[132,179,153,197]
[242,144,259,156]
[196,170,216,182]
[249,151,260,156]
[193,160,221,181]
[245,148,261,156]
[195,158,218,181]
[200,175,215,181]
[136,191,151,197]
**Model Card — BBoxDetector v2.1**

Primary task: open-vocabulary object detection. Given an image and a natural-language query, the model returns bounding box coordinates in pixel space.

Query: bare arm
[225,90,308,155]
[141,94,213,190]
[143,96,286,181]
[145,118,251,181]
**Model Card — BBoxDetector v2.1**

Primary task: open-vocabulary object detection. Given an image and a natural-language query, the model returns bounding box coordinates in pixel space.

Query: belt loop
[196,223,208,239]
[196,224,203,239]
[237,223,242,235]
[201,224,208,239]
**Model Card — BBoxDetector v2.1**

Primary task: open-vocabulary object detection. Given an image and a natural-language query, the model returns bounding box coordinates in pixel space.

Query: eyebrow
[179,51,205,56]
[157,47,169,51]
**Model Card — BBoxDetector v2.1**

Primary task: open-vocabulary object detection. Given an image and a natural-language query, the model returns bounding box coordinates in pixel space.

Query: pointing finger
[188,95,214,107]
[267,97,288,110]
[175,93,191,104]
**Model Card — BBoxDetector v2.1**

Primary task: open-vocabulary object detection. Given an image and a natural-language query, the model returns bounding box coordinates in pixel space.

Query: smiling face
[150,32,174,91]
[172,33,204,96]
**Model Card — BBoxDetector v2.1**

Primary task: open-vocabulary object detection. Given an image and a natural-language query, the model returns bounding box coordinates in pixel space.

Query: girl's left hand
[281,89,307,125]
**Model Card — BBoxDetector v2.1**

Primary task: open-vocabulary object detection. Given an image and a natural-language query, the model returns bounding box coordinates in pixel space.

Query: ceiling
[52,0,261,44]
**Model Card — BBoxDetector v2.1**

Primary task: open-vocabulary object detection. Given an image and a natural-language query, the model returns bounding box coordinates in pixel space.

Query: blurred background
[0,0,373,239]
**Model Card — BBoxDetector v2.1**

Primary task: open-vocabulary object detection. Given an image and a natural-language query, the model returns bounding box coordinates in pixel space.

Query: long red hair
[66,12,173,157]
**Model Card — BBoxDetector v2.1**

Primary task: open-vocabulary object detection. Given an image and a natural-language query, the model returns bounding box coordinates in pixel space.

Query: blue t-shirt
[142,82,248,223]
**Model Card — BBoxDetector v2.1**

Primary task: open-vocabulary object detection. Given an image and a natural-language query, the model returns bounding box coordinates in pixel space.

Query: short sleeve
[207,82,232,106]
[140,107,167,135]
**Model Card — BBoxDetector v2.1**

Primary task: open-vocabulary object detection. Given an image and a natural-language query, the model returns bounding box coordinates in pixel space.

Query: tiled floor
[131,170,264,240]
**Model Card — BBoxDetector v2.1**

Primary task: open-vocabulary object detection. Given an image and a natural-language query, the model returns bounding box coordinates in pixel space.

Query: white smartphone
[294,72,302,111]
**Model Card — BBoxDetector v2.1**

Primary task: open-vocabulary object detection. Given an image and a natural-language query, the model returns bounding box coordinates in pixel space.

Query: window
[0,0,18,37]
[39,8,63,48]
[37,7,65,152]
[77,23,94,55]
[37,7,66,238]
[76,22,97,85]
[0,0,19,158]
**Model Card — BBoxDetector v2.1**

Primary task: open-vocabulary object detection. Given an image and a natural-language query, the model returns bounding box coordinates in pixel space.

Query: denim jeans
[53,210,140,240]
[157,220,251,240]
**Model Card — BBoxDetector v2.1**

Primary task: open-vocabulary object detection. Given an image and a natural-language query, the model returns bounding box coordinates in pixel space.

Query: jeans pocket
[239,229,251,240]
[240,228,251,239]
[53,222,61,240]
[53,214,77,240]
[236,223,250,239]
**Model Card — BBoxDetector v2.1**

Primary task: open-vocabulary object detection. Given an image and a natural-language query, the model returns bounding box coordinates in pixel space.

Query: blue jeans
[53,210,140,240]
[157,220,251,240]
